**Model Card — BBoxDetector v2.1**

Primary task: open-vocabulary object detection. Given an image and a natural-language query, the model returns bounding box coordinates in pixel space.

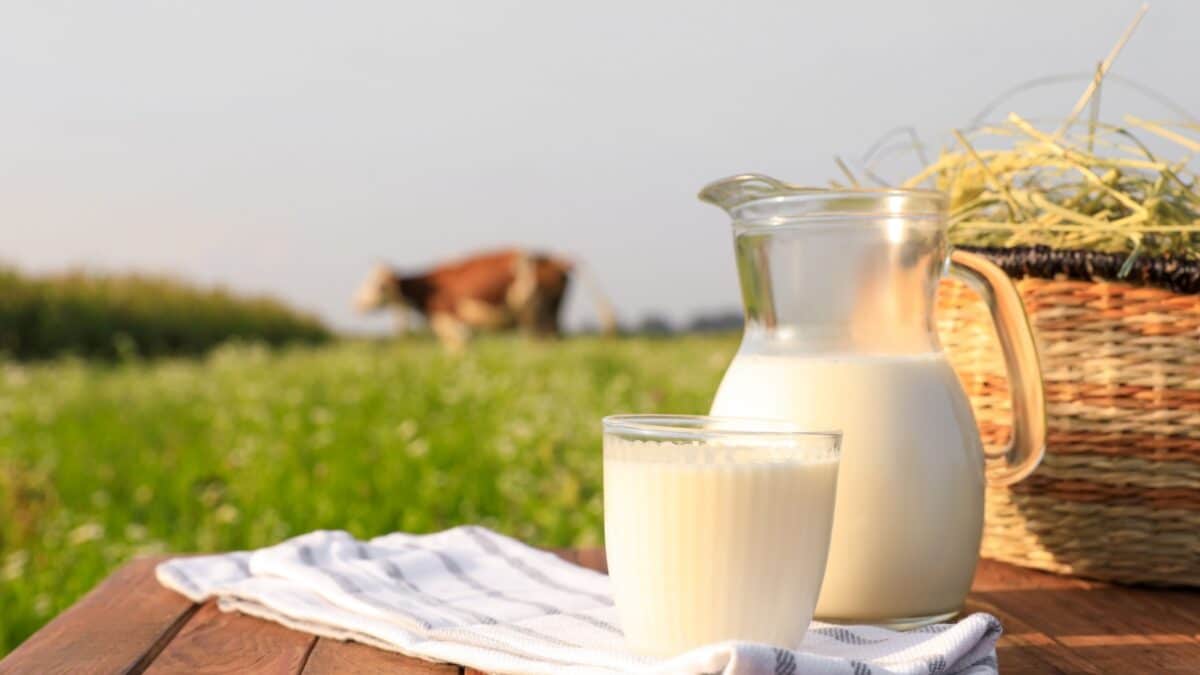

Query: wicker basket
[936,245,1200,586]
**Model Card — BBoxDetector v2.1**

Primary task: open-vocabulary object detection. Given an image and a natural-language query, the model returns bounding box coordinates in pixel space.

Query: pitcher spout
[697,174,805,213]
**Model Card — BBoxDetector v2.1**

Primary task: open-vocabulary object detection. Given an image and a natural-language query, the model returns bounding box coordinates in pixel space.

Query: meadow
[0,334,738,654]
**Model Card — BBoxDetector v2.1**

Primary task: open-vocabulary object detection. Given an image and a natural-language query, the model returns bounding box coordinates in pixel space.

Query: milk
[711,352,984,624]
[604,437,839,655]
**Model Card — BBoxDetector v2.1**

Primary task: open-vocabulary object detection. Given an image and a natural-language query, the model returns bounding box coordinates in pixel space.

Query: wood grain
[8,548,1200,674]
[0,555,196,675]
[551,547,606,573]
[302,638,460,674]
[574,548,607,574]
[144,602,315,674]
[971,557,1098,591]
[964,594,1103,674]
[980,586,1200,673]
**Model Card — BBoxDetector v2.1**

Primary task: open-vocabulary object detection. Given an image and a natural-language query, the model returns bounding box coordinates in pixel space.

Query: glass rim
[700,173,946,217]
[752,185,946,201]
[602,414,841,443]
[731,190,947,229]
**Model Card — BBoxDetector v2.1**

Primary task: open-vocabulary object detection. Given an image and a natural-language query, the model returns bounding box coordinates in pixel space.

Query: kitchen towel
[156,526,1001,675]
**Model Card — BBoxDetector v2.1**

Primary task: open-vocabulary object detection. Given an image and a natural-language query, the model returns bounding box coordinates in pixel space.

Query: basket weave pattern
[936,268,1200,586]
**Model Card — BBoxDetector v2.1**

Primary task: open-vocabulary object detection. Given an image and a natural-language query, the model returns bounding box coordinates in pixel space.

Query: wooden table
[2,550,1199,674]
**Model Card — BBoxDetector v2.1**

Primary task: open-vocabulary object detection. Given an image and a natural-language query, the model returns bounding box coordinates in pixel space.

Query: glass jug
[701,174,1046,628]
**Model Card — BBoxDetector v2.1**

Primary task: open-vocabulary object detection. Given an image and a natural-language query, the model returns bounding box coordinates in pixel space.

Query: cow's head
[353,263,403,312]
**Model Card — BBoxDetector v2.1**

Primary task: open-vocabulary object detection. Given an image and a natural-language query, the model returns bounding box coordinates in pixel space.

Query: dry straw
[850,3,1200,275]
[908,113,1200,271]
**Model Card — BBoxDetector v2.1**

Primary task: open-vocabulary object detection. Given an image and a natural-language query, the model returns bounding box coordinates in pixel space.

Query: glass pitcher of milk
[701,174,1046,628]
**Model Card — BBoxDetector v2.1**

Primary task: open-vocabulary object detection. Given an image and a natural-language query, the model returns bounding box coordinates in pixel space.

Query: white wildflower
[407,438,430,457]
[2,550,28,581]
[215,504,239,524]
[125,523,148,541]
[133,485,154,504]
[67,522,105,545]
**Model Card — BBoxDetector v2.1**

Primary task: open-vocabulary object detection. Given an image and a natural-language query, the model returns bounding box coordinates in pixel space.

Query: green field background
[0,335,737,653]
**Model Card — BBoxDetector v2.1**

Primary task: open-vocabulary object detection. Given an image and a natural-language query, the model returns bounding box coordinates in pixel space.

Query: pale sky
[3,1,1197,332]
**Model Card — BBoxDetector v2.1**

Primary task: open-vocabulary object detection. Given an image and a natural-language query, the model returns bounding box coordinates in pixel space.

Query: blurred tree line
[0,266,329,360]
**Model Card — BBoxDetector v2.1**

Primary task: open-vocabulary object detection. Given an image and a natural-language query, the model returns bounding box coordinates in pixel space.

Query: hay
[905,114,1200,267]
[865,4,1200,270]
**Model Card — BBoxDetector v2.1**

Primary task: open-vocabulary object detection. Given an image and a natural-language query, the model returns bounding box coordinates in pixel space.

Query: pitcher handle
[948,250,1047,486]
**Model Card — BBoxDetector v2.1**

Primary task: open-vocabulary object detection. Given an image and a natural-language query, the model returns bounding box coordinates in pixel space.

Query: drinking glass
[602,415,841,656]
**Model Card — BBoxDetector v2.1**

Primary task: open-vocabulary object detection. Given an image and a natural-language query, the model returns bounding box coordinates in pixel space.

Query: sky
[2,1,1198,332]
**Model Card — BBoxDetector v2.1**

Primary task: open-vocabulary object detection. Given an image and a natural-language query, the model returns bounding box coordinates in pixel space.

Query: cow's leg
[505,254,538,310]
[533,263,569,337]
[392,306,411,335]
[513,292,544,336]
[538,288,566,337]
[506,254,543,336]
[430,312,471,352]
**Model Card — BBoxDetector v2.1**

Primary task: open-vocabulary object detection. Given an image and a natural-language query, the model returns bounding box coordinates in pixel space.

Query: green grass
[0,266,330,360]
[0,334,738,654]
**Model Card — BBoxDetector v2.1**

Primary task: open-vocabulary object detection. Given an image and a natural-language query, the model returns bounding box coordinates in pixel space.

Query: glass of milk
[602,415,841,657]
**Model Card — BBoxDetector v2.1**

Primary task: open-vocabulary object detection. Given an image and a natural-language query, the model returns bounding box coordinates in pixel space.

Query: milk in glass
[604,433,839,655]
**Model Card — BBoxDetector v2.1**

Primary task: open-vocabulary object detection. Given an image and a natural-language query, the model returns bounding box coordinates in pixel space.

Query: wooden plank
[302,638,460,674]
[144,602,315,674]
[10,547,1200,675]
[1096,586,1200,632]
[549,548,579,564]
[980,585,1200,673]
[574,548,607,574]
[964,594,1103,674]
[0,555,197,675]
[550,548,605,572]
[971,561,1200,672]
[972,558,1098,591]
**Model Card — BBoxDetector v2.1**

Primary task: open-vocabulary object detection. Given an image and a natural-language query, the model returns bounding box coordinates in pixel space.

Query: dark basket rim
[957,245,1200,295]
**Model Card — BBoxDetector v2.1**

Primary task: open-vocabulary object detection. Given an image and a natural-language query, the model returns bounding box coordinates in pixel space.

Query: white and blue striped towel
[156,527,1001,675]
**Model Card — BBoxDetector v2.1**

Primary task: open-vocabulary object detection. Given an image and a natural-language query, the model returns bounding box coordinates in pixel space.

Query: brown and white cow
[354,249,615,349]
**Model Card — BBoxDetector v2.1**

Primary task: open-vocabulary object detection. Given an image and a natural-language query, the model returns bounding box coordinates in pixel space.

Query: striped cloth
[155,527,1001,675]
